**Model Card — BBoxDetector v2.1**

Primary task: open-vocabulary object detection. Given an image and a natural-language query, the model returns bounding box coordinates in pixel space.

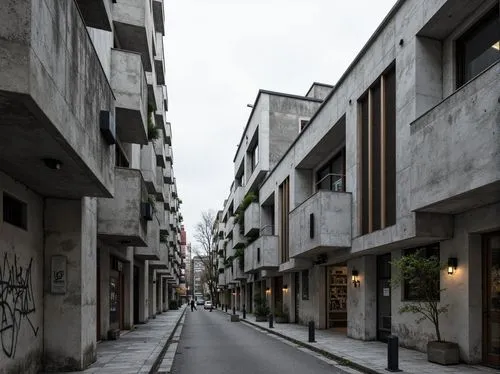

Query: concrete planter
[255,315,268,322]
[427,341,459,365]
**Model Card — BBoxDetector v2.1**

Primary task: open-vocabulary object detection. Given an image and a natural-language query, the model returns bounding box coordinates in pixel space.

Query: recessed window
[3,193,27,230]
[316,149,346,192]
[403,243,440,301]
[250,143,259,172]
[456,6,499,88]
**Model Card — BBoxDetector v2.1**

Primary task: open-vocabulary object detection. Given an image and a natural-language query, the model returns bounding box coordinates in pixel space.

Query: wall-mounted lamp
[265,287,271,295]
[282,285,288,293]
[352,269,360,288]
[42,158,63,170]
[447,257,458,275]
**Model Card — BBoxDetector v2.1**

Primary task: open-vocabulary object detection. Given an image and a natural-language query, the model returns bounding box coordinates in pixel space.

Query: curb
[216,309,379,374]
[149,306,187,374]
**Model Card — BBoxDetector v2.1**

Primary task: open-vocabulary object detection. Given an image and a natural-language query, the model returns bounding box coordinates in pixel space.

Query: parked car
[204,301,213,310]
[196,298,205,305]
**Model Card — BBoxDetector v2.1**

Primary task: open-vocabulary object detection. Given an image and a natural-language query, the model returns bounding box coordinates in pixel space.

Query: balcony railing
[315,173,345,192]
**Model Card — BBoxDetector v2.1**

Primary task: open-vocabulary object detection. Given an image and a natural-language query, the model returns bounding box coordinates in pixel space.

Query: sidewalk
[218,309,496,374]
[66,306,186,374]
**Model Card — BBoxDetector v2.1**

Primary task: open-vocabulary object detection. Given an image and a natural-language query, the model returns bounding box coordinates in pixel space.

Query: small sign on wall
[383,287,390,297]
[51,255,67,294]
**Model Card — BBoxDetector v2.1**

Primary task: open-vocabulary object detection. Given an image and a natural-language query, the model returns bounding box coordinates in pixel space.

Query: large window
[403,243,440,301]
[316,149,345,192]
[456,6,499,88]
[359,65,396,235]
[279,177,290,263]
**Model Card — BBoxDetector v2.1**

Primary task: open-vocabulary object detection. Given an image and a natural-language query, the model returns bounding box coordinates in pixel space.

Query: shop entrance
[483,232,500,369]
[327,264,347,330]
[377,253,392,342]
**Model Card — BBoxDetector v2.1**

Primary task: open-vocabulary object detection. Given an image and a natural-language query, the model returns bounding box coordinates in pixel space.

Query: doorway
[327,265,348,329]
[294,272,300,323]
[377,253,392,342]
[133,266,139,324]
[483,233,500,368]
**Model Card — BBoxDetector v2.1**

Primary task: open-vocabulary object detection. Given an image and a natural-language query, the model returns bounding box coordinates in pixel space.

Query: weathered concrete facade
[216,0,499,368]
[0,1,184,373]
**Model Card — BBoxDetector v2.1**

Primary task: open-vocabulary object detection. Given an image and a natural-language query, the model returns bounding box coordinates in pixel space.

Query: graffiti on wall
[0,253,39,358]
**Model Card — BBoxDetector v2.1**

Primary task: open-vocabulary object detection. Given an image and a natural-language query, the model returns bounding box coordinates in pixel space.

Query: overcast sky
[164,0,398,248]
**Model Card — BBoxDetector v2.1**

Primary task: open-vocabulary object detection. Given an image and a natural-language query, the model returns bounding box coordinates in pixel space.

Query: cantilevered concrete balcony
[218,273,226,287]
[152,0,165,35]
[155,85,165,127]
[135,216,160,260]
[112,0,154,71]
[226,217,235,239]
[0,0,115,199]
[76,0,112,30]
[232,223,247,249]
[154,32,165,85]
[165,144,173,163]
[164,160,173,184]
[234,185,245,210]
[140,142,158,194]
[289,190,352,258]
[244,235,278,273]
[154,135,166,168]
[149,243,169,270]
[111,48,148,145]
[244,202,260,237]
[146,70,159,111]
[155,167,165,202]
[165,122,172,145]
[98,168,148,246]
[233,258,246,281]
[410,62,500,214]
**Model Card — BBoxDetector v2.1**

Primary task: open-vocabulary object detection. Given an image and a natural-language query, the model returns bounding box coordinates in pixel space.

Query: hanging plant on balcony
[147,195,157,212]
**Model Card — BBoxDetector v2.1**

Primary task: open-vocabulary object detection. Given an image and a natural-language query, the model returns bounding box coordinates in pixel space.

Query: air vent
[3,193,27,230]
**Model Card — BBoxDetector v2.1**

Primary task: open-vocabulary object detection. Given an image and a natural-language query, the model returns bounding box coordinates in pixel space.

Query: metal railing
[315,173,345,192]
[260,225,274,236]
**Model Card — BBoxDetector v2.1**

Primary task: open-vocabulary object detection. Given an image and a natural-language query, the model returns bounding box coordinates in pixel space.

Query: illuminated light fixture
[352,269,360,288]
[265,287,271,295]
[282,285,288,293]
[447,257,458,275]
[42,158,63,170]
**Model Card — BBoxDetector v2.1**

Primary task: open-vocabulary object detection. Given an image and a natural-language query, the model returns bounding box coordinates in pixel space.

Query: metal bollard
[269,314,274,329]
[386,335,401,372]
[308,321,316,342]
[232,306,236,315]
[243,305,246,319]
[225,304,227,313]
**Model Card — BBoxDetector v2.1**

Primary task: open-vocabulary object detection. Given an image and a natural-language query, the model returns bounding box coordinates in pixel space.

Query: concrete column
[347,256,377,340]
[148,267,156,319]
[124,247,134,329]
[157,273,163,313]
[43,197,97,371]
[140,260,149,323]
[98,248,110,339]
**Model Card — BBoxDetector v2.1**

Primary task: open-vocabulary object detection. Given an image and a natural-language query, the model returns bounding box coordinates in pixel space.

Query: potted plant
[254,294,270,322]
[391,249,458,365]
[274,305,289,323]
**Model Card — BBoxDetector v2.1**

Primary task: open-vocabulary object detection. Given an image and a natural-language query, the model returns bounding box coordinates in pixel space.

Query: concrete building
[0,1,184,373]
[216,0,499,368]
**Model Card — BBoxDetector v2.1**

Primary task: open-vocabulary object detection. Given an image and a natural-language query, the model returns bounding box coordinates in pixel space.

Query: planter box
[230,314,240,322]
[255,315,268,322]
[427,341,459,365]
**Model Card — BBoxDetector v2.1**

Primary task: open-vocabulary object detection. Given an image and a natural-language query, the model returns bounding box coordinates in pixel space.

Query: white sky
[164,0,398,246]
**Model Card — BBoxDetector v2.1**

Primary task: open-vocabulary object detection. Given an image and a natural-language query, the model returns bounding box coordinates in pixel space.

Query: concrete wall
[0,171,44,373]
[296,266,326,328]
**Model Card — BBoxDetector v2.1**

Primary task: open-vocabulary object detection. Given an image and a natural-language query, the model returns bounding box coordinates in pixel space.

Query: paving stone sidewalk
[58,306,186,374]
[218,309,496,374]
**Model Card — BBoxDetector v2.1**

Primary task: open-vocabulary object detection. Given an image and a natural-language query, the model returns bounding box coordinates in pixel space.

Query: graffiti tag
[0,253,39,358]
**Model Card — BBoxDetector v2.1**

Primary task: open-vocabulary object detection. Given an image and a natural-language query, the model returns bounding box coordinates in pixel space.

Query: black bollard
[269,314,274,329]
[308,321,316,342]
[232,306,236,315]
[225,304,227,313]
[243,304,246,319]
[386,335,401,372]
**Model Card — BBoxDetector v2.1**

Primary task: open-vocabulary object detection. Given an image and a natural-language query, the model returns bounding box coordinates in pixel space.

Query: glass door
[484,233,500,368]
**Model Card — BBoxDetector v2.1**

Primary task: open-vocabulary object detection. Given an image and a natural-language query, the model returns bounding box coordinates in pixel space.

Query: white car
[203,301,213,310]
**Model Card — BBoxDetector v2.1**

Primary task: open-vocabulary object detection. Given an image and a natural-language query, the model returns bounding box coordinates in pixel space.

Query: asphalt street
[171,308,356,374]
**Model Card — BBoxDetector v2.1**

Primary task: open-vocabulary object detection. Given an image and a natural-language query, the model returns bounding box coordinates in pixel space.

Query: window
[3,193,27,230]
[456,6,499,88]
[302,270,309,300]
[300,119,309,131]
[403,243,440,301]
[279,177,290,263]
[316,149,345,192]
[252,143,259,169]
[359,65,396,235]
[257,247,261,263]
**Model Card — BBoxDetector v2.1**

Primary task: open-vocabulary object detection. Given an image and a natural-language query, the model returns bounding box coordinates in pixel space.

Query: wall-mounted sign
[51,255,67,294]
[383,287,390,297]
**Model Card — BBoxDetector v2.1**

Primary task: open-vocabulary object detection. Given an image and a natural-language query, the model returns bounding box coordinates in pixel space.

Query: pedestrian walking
[190,299,197,312]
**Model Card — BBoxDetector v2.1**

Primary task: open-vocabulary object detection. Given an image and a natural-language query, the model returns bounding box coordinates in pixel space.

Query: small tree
[193,210,218,303]
[391,250,449,342]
